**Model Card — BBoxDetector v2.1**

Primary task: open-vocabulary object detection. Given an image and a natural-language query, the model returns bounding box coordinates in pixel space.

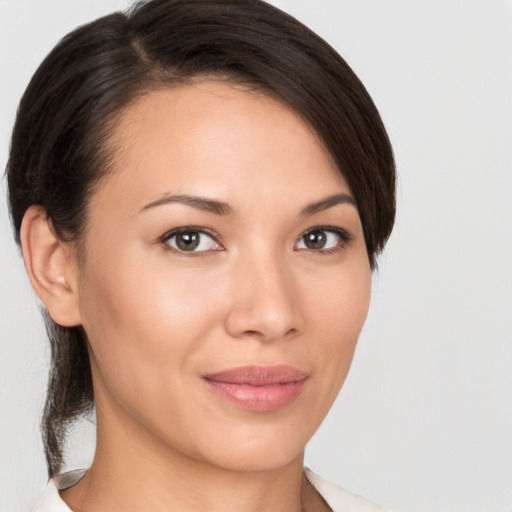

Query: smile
[203,365,309,412]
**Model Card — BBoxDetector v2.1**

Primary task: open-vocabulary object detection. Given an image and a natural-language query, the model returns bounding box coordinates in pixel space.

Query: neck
[60,404,326,512]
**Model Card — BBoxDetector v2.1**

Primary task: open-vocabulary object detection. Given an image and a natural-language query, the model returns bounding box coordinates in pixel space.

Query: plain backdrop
[1,1,511,511]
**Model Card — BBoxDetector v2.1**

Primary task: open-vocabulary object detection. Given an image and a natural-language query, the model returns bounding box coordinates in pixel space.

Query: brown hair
[6,0,395,477]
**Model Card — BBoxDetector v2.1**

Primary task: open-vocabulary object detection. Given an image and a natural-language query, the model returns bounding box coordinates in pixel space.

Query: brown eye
[175,232,200,251]
[165,230,220,252]
[295,228,349,252]
[302,230,327,249]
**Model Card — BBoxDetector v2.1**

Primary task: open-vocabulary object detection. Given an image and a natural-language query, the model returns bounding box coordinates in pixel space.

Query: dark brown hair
[6,0,395,477]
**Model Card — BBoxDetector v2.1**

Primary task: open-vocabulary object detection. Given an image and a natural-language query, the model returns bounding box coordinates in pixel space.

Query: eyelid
[158,225,351,254]
[160,226,224,253]
[295,225,352,252]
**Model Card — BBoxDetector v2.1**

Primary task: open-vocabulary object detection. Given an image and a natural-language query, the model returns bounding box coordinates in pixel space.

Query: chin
[184,421,311,473]
[207,447,304,473]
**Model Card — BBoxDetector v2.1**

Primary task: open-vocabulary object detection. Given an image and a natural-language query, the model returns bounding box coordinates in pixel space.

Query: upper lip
[203,365,309,385]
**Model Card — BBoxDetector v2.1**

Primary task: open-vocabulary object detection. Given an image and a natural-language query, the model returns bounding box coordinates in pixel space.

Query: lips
[203,365,309,412]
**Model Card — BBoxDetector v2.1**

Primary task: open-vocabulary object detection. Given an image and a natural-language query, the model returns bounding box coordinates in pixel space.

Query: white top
[30,468,388,512]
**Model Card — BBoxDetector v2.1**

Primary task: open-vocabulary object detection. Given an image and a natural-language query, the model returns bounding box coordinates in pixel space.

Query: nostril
[285,328,297,338]
[238,327,298,342]
[224,279,303,341]
[241,330,260,338]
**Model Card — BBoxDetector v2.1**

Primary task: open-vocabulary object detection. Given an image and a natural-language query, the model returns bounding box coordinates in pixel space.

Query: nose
[224,251,303,343]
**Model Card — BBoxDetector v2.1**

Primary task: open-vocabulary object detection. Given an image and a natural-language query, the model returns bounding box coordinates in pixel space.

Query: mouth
[202,365,309,412]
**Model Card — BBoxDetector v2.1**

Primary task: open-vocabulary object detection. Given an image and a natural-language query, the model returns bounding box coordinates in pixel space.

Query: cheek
[303,255,371,339]
[77,246,225,400]
[300,258,371,390]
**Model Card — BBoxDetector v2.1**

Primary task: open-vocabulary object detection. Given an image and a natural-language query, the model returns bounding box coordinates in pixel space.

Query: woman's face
[75,81,371,471]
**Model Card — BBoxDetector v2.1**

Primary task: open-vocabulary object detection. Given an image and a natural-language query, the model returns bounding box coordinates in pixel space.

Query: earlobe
[20,206,82,327]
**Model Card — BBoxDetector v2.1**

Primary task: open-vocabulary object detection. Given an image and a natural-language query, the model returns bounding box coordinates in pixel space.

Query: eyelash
[160,226,223,256]
[159,225,352,255]
[295,226,352,254]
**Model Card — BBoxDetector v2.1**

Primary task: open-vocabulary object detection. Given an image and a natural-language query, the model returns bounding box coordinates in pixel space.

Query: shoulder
[29,470,85,512]
[304,468,390,512]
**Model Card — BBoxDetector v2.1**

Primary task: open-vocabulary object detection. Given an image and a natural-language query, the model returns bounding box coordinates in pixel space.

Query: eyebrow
[140,192,356,217]
[300,193,357,216]
[141,194,234,216]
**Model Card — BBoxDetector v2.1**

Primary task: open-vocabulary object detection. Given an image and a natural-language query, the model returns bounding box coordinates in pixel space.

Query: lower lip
[204,379,307,412]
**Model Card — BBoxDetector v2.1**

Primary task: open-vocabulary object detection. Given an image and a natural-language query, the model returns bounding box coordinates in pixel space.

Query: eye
[295,227,350,252]
[163,228,222,253]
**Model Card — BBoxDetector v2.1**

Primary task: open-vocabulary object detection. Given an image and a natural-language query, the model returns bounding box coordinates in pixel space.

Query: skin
[22,81,372,512]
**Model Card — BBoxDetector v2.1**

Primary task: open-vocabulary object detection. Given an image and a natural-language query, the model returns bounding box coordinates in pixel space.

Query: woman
[6,0,395,510]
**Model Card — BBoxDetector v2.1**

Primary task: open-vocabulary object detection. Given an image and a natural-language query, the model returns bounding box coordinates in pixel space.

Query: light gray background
[1,1,511,511]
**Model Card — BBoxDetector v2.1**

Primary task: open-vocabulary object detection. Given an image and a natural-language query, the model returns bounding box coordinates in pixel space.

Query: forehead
[93,81,350,215]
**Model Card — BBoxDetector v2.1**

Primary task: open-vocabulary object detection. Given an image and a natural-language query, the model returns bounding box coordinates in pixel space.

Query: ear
[20,206,82,327]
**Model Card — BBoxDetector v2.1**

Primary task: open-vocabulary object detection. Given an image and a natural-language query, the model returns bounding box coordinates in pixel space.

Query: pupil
[176,232,200,251]
[305,231,326,249]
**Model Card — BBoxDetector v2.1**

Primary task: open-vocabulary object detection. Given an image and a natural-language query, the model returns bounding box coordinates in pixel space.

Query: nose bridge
[225,243,301,341]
